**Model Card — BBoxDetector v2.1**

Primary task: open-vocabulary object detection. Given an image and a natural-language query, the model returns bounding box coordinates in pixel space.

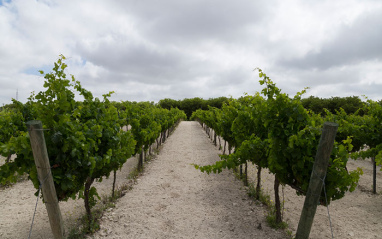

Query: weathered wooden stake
[244,162,248,186]
[296,122,338,239]
[256,166,262,200]
[112,169,117,198]
[372,156,377,194]
[27,120,64,239]
[138,145,145,171]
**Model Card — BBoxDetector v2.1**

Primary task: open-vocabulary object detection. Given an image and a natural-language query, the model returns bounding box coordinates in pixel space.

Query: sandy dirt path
[3,121,381,239]
[90,121,287,239]
[0,149,139,239]
[247,158,382,239]
[1,121,286,239]
[205,127,382,239]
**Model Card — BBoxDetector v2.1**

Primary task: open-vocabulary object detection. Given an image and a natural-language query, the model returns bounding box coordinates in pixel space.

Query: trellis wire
[28,170,51,239]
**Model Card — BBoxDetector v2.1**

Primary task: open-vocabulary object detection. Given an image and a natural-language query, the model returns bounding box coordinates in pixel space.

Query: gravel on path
[90,121,287,239]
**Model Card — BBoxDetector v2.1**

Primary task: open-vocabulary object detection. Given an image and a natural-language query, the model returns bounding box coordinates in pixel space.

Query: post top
[323,122,339,127]
[26,120,42,125]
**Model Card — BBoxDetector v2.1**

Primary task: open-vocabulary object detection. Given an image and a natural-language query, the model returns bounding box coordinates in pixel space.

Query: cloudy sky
[1,0,382,105]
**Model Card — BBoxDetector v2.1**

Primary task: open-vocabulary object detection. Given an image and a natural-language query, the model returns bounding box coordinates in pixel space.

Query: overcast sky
[1,0,382,105]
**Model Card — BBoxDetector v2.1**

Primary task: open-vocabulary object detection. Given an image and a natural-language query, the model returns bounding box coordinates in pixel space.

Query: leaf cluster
[193,69,363,205]
[0,55,187,225]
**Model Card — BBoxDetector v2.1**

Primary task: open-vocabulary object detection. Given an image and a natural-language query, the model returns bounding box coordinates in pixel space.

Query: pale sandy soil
[246,159,382,239]
[0,150,139,238]
[2,121,381,238]
[90,121,286,239]
[0,154,16,165]
[206,127,382,239]
[1,122,286,239]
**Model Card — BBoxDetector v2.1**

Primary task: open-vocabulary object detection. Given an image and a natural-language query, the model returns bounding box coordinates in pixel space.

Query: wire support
[312,168,334,239]
[27,171,51,239]
[28,185,41,239]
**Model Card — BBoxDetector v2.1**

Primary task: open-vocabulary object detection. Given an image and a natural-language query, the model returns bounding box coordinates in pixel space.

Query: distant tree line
[158,97,229,119]
[158,95,369,119]
[1,95,373,118]
[301,96,367,115]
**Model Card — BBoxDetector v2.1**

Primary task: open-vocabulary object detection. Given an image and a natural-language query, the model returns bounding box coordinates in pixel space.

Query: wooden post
[296,122,338,239]
[372,156,377,194]
[138,145,144,171]
[138,153,143,170]
[162,130,167,143]
[26,120,64,239]
[244,162,248,186]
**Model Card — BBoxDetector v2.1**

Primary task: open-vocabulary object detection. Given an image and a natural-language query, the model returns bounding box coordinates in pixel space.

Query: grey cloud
[116,0,269,44]
[2,0,382,105]
[75,38,187,84]
[264,65,363,100]
[337,81,382,100]
[304,82,381,100]
[279,10,382,70]
[206,67,250,88]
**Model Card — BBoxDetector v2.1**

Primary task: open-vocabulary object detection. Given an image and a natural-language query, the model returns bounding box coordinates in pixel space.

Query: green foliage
[248,183,288,230]
[349,99,382,165]
[121,101,186,157]
[194,68,362,206]
[159,96,229,119]
[301,95,366,116]
[180,97,205,119]
[0,55,186,230]
[266,209,288,230]
[0,107,26,184]
[157,98,181,111]
[0,56,138,220]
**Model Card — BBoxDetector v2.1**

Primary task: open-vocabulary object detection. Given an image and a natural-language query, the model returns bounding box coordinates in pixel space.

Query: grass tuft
[247,182,292,237]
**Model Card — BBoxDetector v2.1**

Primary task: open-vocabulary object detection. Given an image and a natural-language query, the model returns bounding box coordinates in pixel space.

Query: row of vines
[0,56,187,227]
[191,69,382,225]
